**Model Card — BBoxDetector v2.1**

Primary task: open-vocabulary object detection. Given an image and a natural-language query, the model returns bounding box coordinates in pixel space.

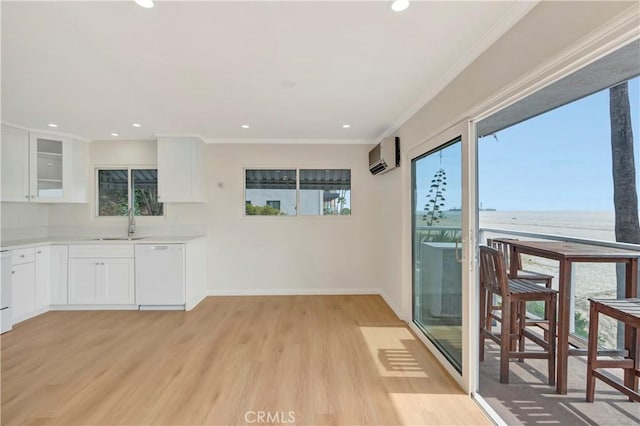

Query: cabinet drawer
[11,248,35,265]
[68,245,134,259]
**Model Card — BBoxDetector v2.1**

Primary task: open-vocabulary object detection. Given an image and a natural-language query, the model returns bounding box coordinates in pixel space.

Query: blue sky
[414,141,462,212]
[414,77,639,213]
[478,77,639,211]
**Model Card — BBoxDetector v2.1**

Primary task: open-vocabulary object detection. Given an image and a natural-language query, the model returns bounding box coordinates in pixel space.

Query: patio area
[479,339,639,425]
[477,229,639,425]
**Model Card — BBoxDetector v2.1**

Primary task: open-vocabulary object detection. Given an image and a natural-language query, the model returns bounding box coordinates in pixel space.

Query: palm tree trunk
[610,82,640,244]
[609,81,639,348]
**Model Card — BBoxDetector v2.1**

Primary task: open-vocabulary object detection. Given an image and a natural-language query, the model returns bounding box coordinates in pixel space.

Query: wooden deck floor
[1,295,489,425]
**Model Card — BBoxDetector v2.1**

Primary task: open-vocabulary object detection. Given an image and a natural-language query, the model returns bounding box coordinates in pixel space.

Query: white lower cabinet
[34,246,51,310]
[68,258,134,305]
[68,259,100,304]
[50,246,69,305]
[103,259,135,304]
[4,239,205,318]
[10,247,49,322]
[12,263,35,319]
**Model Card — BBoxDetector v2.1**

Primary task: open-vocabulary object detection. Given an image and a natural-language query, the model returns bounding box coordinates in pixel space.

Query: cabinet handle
[24,195,29,199]
[30,195,35,198]
[11,270,15,275]
[20,255,25,258]
[96,262,100,265]
[36,251,41,254]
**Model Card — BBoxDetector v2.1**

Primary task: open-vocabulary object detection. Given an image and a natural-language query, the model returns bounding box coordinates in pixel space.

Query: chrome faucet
[127,207,136,237]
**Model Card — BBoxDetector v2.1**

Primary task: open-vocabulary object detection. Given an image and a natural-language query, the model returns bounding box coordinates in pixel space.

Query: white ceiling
[1,1,534,142]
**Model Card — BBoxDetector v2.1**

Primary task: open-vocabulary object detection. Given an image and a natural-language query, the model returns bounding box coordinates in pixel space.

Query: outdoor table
[492,239,640,394]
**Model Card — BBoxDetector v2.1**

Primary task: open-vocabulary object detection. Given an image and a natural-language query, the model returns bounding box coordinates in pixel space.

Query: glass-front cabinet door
[29,133,68,201]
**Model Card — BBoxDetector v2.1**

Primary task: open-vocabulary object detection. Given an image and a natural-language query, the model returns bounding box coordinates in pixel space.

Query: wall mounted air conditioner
[368,136,400,175]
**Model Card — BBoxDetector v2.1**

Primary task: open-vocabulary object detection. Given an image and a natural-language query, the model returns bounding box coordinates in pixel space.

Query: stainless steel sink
[94,237,146,241]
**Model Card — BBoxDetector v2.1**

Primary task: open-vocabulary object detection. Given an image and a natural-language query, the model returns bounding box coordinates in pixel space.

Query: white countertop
[0,235,206,251]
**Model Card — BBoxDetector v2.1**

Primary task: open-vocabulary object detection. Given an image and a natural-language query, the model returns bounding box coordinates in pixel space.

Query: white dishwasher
[135,244,185,308]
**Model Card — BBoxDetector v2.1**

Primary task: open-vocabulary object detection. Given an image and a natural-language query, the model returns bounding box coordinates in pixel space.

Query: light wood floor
[1,295,490,425]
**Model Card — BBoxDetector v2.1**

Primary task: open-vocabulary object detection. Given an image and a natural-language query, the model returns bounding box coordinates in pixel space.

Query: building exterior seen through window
[245,169,351,216]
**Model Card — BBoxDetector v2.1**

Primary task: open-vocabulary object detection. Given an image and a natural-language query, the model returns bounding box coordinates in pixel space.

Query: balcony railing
[415,224,640,347]
[479,227,640,348]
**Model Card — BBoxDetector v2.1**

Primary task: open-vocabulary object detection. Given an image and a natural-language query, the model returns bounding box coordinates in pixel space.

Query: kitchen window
[97,168,163,216]
[244,168,351,216]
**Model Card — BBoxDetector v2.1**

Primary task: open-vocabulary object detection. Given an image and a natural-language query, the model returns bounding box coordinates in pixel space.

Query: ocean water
[479,210,636,346]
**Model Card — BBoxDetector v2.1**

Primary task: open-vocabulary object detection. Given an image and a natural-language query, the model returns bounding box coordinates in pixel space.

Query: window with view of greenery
[245,169,296,216]
[299,169,351,216]
[97,168,163,216]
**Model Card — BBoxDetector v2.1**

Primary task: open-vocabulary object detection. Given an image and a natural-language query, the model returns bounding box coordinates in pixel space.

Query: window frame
[242,166,352,218]
[95,166,166,218]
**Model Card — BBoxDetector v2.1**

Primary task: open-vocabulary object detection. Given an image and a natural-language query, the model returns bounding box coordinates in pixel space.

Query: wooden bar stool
[487,238,554,337]
[479,245,558,385]
[586,298,640,402]
[487,238,554,289]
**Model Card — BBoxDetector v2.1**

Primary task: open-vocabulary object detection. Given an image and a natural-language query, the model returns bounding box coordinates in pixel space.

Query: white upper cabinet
[29,132,67,202]
[1,124,88,203]
[68,138,89,203]
[1,125,30,202]
[157,136,205,203]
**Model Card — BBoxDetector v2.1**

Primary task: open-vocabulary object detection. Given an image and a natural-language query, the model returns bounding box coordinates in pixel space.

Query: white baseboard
[186,294,207,311]
[49,304,139,311]
[206,288,381,297]
[139,305,184,311]
[12,306,49,325]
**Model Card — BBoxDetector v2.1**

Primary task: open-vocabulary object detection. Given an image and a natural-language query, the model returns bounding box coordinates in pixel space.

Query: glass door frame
[406,119,479,394]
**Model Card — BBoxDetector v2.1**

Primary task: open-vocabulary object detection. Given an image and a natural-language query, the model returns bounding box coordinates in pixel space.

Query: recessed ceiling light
[241,124,250,129]
[132,123,141,128]
[111,133,119,137]
[342,124,351,129]
[48,123,58,128]
[134,0,154,8]
[391,0,410,12]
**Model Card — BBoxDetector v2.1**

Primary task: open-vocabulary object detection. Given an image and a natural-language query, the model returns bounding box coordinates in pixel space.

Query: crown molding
[154,133,206,143]
[204,138,376,145]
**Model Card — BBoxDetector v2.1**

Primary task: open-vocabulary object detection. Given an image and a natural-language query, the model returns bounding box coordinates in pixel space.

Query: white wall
[47,141,381,294]
[379,0,638,320]
[203,143,379,294]
[0,202,48,240]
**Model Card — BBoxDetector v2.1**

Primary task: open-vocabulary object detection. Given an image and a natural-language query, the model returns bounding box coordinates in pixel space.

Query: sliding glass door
[412,139,463,370]
[409,120,477,392]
